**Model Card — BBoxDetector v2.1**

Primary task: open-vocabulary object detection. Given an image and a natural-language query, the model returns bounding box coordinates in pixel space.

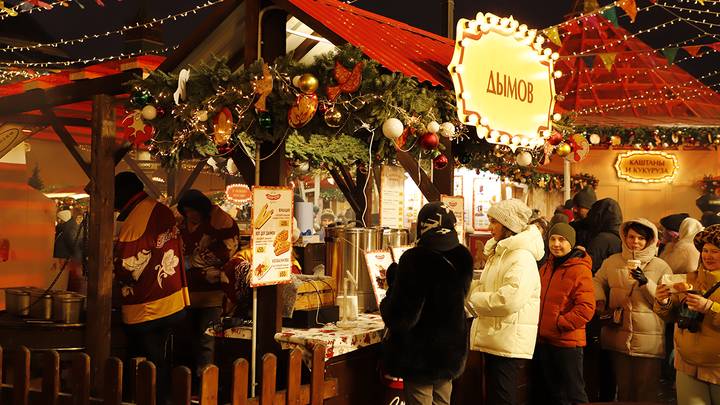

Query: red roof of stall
[551,15,720,126]
[282,0,455,88]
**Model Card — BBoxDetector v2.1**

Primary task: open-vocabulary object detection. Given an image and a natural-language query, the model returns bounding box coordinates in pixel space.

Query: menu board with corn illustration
[250,186,294,287]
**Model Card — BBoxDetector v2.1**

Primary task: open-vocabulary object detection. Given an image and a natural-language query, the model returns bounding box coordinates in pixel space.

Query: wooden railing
[0,345,338,405]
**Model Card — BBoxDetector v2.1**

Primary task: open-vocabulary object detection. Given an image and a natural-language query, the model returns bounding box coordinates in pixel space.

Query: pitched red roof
[281,0,454,88]
[551,15,720,126]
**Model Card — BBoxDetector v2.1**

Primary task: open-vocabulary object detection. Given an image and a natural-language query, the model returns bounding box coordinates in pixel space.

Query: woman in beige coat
[593,218,672,401]
[655,224,720,405]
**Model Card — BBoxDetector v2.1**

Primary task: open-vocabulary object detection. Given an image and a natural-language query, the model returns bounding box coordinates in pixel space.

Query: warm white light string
[574,68,720,114]
[571,18,681,56]
[575,81,720,115]
[557,3,657,40]
[0,45,178,67]
[0,1,83,21]
[656,0,720,17]
[560,46,720,98]
[548,0,623,31]
[559,31,710,59]
[0,0,223,53]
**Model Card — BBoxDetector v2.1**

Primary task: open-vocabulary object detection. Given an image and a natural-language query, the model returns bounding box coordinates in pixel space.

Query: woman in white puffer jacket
[469,198,543,405]
[660,217,704,274]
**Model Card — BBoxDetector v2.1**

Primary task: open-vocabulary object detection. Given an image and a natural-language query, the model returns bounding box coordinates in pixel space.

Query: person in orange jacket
[532,223,595,405]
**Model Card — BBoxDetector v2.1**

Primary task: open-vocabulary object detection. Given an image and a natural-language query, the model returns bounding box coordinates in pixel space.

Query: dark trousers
[531,344,588,405]
[188,306,222,377]
[484,353,523,405]
[124,310,186,402]
[584,319,616,401]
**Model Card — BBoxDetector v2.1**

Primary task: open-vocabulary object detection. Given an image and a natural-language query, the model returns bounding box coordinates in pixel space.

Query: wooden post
[433,137,454,196]
[86,94,116,394]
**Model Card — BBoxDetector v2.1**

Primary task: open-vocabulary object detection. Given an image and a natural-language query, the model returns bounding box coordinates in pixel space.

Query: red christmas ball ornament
[419,132,439,150]
[155,106,166,118]
[217,144,233,155]
[548,132,563,146]
[433,154,449,170]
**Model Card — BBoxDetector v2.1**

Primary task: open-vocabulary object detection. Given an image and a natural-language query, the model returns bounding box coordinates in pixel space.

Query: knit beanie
[487,199,532,234]
[660,213,689,233]
[572,187,597,210]
[550,213,569,226]
[417,201,459,252]
[694,223,720,251]
[548,223,576,247]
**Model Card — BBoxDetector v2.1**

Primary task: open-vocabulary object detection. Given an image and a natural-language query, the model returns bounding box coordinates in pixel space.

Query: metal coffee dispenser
[325,226,383,313]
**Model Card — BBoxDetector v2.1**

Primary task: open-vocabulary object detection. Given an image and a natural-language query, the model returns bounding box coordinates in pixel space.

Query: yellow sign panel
[615,151,678,183]
[448,13,557,149]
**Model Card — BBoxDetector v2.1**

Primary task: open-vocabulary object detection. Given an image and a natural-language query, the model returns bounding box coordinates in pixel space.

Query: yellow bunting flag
[696,0,705,5]
[0,1,17,16]
[618,0,638,23]
[545,27,562,47]
[599,52,618,71]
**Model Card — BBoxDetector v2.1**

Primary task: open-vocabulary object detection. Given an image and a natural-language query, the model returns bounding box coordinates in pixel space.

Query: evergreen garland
[125,45,463,168]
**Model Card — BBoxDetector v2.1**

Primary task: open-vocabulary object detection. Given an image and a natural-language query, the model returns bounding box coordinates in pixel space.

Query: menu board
[365,250,395,306]
[380,165,405,229]
[391,245,413,263]
[441,194,465,245]
[250,186,294,287]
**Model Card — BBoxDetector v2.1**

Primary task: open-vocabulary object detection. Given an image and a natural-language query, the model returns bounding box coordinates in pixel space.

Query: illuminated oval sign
[615,151,678,183]
[448,13,557,149]
[225,184,252,204]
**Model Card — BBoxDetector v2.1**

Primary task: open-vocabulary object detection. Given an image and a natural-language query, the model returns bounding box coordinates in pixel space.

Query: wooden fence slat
[0,345,3,387]
[170,366,191,405]
[12,347,29,405]
[102,357,122,405]
[127,357,145,404]
[286,350,301,405]
[199,365,218,405]
[135,361,156,405]
[42,351,60,405]
[71,353,90,405]
[231,359,249,405]
[310,346,325,405]
[260,354,276,405]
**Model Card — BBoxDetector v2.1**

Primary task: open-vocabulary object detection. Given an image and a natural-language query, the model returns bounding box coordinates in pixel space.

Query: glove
[631,267,648,286]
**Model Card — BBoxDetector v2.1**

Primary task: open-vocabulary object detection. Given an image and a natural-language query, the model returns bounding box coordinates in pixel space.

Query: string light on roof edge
[0,45,178,68]
[0,0,223,53]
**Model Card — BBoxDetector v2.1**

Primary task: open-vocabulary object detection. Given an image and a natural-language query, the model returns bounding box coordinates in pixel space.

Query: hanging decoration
[212,107,233,146]
[555,142,572,157]
[433,154,449,170]
[576,125,720,149]
[122,110,154,146]
[419,132,439,150]
[127,45,463,167]
[515,151,533,167]
[326,60,363,101]
[699,175,720,194]
[568,133,590,162]
[252,63,273,112]
[141,104,157,121]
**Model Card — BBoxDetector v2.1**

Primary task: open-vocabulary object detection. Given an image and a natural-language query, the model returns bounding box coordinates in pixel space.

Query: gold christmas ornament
[298,73,319,94]
[556,142,572,157]
[323,106,343,128]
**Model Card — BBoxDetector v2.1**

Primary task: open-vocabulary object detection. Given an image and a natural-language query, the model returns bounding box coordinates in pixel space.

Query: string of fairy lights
[0,45,178,67]
[0,0,87,21]
[557,3,657,40]
[0,0,224,53]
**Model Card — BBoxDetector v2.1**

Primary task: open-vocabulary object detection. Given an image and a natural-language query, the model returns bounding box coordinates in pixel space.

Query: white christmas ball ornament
[292,75,301,88]
[516,151,533,167]
[382,118,404,140]
[427,121,440,134]
[196,110,209,122]
[439,122,456,138]
[589,134,601,145]
[298,162,310,173]
[141,105,157,120]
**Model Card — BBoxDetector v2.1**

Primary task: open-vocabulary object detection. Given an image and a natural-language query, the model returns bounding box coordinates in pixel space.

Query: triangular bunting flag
[602,7,619,27]
[584,15,602,33]
[599,52,617,71]
[710,43,720,52]
[582,55,595,68]
[618,0,637,23]
[684,45,703,57]
[545,27,562,47]
[697,0,705,5]
[662,48,679,65]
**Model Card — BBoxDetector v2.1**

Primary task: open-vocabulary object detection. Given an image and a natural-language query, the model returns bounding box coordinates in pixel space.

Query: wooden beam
[121,156,162,200]
[0,69,142,116]
[271,0,346,46]
[244,0,260,65]
[291,34,320,62]
[158,0,243,72]
[41,107,92,178]
[86,94,116,394]
[175,160,207,202]
[2,114,91,127]
[230,149,256,185]
[396,149,441,202]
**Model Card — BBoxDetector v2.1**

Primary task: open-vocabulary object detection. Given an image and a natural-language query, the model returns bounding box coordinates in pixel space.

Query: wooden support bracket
[41,107,91,178]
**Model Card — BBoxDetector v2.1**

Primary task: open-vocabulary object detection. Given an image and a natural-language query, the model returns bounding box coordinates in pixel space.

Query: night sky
[0,0,717,87]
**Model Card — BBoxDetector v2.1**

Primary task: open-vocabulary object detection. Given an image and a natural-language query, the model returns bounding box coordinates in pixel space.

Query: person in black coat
[380,202,473,405]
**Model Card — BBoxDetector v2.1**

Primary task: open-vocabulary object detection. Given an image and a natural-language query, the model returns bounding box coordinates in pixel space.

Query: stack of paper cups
[337,295,358,321]
[295,202,314,235]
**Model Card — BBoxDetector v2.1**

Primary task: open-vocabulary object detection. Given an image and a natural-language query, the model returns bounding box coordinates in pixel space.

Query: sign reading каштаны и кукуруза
[448,13,559,151]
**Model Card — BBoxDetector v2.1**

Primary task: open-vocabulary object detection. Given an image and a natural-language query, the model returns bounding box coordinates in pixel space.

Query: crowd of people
[381,187,720,405]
